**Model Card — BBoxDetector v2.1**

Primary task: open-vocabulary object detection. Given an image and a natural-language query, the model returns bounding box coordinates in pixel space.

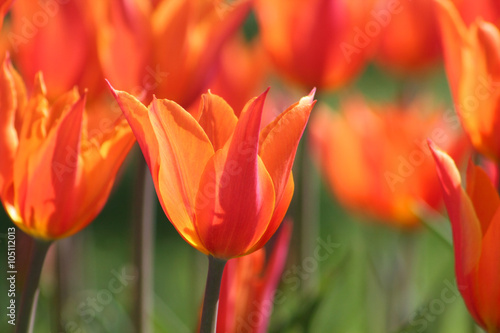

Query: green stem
[199,256,227,333]
[16,239,52,333]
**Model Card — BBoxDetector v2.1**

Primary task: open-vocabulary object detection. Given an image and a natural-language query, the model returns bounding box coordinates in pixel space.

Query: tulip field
[0,0,499,333]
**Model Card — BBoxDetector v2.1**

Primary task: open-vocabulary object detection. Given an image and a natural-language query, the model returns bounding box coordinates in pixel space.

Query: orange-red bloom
[0,55,135,240]
[111,87,315,259]
[436,0,500,161]
[217,221,291,333]
[309,98,468,227]
[0,0,13,30]
[96,0,251,107]
[7,0,103,99]
[254,0,375,90]
[374,0,442,73]
[429,141,500,332]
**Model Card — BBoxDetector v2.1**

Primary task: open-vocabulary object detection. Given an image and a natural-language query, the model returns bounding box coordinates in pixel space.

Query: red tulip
[436,0,500,161]
[254,0,375,90]
[429,141,500,332]
[0,54,135,240]
[111,86,315,258]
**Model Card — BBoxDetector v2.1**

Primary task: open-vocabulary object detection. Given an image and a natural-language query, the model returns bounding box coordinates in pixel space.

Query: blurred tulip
[254,0,375,90]
[96,0,251,107]
[111,87,315,258]
[217,221,292,333]
[7,0,104,99]
[309,97,468,227]
[453,0,500,25]
[436,0,500,161]
[0,55,135,240]
[374,0,441,73]
[204,34,270,117]
[429,141,500,333]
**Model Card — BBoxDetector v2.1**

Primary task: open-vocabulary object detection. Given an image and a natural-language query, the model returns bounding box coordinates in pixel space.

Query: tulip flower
[436,0,500,161]
[0,55,135,240]
[96,0,251,106]
[217,221,292,333]
[254,0,375,90]
[429,141,500,332]
[309,98,468,227]
[111,86,315,258]
[374,0,442,73]
[7,0,104,99]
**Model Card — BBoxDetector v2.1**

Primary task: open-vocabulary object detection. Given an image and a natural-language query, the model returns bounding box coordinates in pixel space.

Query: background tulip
[309,97,468,227]
[436,0,500,161]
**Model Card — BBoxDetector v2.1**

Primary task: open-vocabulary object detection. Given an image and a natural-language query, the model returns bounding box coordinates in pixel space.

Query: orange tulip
[0,55,135,240]
[309,97,468,227]
[429,141,500,332]
[254,0,375,90]
[217,221,291,333]
[96,0,251,107]
[374,0,442,73]
[6,0,104,99]
[436,0,500,161]
[111,86,315,258]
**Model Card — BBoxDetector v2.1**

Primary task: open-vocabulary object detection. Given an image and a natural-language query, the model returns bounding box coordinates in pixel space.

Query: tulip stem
[200,256,227,333]
[16,238,52,333]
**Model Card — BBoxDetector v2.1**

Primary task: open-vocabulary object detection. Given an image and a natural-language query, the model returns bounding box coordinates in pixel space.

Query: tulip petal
[249,173,293,253]
[428,141,483,322]
[259,89,315,204]
[466,159,500,235]
[149,97,214,253]
[476,208,500,331]
[0,55,24,193]
[435,0,468,99]
[109,86,159,183]
[476,20,500,77]
[14,95,85,239]
[195,91,275,258]
[198,92,238,151]
[68,108,135,238]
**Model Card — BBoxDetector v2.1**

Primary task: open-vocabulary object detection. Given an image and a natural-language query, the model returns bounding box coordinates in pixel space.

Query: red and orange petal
[436,0,500,162]
[429,141,500,331]
[111,86,314,258]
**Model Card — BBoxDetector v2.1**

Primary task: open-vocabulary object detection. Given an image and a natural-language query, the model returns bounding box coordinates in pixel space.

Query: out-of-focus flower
[96,0,251,107]
[254,0,375,90]
[309,97,468,227]
[111,87,315,258]
[429,141,500,333]
[436,0,500,161]
[6,0,103,99]
[453,0,500,26]
[0,55,135,240]
[374,0,441,73]
[217,221,292,333]
[204,34,269,117]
